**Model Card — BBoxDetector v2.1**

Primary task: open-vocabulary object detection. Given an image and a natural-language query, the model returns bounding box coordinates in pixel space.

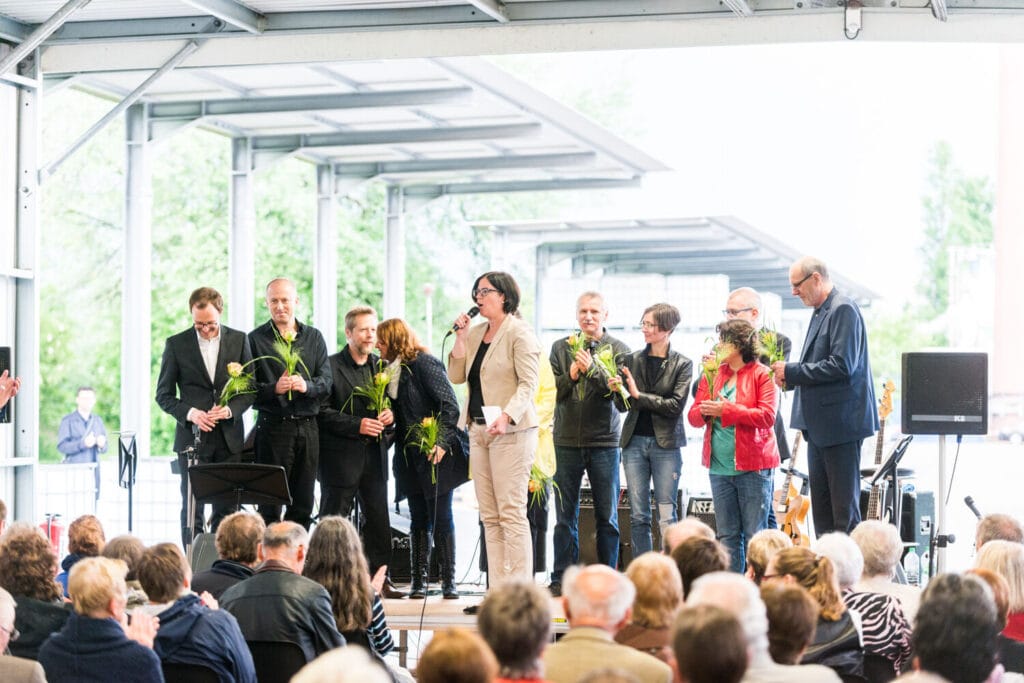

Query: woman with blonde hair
[302,516,395,659]
[976,539,1024,642]
[616,551,683,663]
[379,317,469,599]
[745,528,791,585]
[765,545,863,679]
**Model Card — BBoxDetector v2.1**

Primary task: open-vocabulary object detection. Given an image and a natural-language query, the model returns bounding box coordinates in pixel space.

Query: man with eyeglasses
[770,257,878,535]
[157,286,255,547]
[0,587,45,682]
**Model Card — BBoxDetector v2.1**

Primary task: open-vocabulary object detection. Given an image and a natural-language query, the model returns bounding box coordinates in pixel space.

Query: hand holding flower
[289,374,307,393]
[378,408,394,426]
[274,373,292,395]
[429,444,447,464]
[770,361,787,387]
[698,400,726,418]
[572,348,594,376]
[360,418,385,438]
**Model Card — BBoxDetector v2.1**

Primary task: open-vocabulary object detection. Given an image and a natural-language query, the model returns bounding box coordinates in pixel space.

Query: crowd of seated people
[4,502,1024,683]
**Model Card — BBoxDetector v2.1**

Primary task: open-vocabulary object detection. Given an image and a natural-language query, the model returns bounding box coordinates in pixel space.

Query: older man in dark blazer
[157,286,254,547]
[772,257,878,535]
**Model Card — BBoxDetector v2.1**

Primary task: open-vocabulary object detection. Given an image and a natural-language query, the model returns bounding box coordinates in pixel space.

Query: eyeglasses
[0,623,20,641]
[193,321,219,331]
[472,287,499,298]
[723,307,753,317]
[640,321,659,330]
[790,272,815,289]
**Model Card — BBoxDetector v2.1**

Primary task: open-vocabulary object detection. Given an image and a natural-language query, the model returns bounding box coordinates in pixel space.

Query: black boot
[437,530,459,599]
[409,528,429,599]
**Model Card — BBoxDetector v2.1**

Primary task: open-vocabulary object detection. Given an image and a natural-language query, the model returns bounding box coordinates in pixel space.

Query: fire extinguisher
[40,513,64,556]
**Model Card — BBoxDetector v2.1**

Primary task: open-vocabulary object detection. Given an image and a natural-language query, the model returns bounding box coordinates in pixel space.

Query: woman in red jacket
[688,319,779,573]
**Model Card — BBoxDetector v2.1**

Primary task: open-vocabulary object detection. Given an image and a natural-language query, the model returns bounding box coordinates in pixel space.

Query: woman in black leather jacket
[377,318,468,600]
[611,303,692,556]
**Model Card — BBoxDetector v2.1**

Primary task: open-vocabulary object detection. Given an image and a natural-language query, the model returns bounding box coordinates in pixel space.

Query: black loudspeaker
[685,496,718,534]
[900,490,935,550]
[387,515,438,583]
[579,488,684,568]
[902,352,988,435]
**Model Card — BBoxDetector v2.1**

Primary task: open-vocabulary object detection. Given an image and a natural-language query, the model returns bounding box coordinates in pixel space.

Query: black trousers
[254,415,319,530]
[319,441,392,572]
[178,427,240,547]
[807,437,864,535]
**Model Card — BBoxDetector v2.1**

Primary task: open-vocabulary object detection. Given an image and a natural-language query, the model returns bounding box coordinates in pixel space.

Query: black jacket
[10,595,71,660]
[392,353,468,500]
[220,560,345,663]
[155,325,254,454]
[248,320,332,418]
[618,345,692,450]
[550,332,630,448]
[317,346,394,484]
[190,559,255,600]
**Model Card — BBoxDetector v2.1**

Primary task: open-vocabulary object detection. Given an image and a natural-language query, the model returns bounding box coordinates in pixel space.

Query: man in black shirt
[248,278,332,529]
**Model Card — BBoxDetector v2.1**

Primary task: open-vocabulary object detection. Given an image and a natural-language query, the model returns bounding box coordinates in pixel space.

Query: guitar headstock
[878,379,896,421]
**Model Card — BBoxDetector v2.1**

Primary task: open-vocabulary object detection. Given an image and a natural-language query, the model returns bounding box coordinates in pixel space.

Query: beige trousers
[470,424,537,585]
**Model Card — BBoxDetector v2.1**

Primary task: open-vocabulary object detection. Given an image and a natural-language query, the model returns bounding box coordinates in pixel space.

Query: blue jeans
[552,446,620,582]
[710,469,773,573]
[622,435,682,555]
[407,489,455,539]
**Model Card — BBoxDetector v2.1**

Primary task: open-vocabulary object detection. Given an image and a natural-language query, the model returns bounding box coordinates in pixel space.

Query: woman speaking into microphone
[448,271,541,585]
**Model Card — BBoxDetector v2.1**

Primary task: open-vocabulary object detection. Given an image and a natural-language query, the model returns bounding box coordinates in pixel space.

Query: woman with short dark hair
[614,302,692,556]
[687,319,779,573]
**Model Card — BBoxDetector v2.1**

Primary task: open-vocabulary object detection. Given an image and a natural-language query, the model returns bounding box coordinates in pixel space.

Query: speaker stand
[935,435,949,574]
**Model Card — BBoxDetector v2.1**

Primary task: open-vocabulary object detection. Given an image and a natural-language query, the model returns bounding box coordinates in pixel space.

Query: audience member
[220,521,344,663]
[135,543,256,682]
[38,557,161,683]
[616,552,682,663]
[0,524,71,660]
[670,536,729,597]
[967,567,1024,674]
[191,511,265,599]
[976,540,1024,643]
[0,587,46,682]
[671,604,747,683]
[291,647,391,683]
[577,671,641,683]
[765,546,863,679]
[662,517,715,553]
[910,572,999,683]
[977,514,1024,550]
[759,582,819,665]
[101,534,148,609]
[417,628,498,683]
[477,580,552,682]
[817,531,912,676]
[302,517,394,659]
[55,514,105,597]
[686,571,840,682]
[542,564,671,683]
[851,519,921,621]
[744,529,790,585]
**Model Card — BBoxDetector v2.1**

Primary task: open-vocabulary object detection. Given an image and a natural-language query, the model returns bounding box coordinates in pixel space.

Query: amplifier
[685,496,717,534]
[580,487,685,567]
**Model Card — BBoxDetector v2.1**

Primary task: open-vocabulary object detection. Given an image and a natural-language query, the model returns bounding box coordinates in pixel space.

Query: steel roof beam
[0,0,90,79]
[0,14,30,43]
[466,0,510,23]
[333,151,596,179]
[722,0,755,17]
[179,0,266,34]
[147,86,472,121]
[250,121,541,154]
[403,175,640,197]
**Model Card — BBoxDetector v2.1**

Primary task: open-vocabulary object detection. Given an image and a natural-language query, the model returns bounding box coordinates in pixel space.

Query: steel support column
[314,164,338,348]
[229,137,256,331]
[122,104,152,460]
[384,185,405,319]
[534,244,548,341]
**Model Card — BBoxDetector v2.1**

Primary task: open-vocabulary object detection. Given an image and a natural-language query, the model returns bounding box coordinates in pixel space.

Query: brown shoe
[380,577,407,599]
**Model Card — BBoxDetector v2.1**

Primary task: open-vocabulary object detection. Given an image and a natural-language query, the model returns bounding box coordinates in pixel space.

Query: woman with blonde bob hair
[765,545,863,679]
[976,539,1024,642]
[378,318,469,599]
[616,551,683,663]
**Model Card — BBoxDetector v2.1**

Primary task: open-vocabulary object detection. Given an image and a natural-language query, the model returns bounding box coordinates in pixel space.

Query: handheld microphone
[965,495,983,520]
[445,306,479,338]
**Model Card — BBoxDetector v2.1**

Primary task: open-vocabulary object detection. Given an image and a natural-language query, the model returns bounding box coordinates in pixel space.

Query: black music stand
[188,463,291,513]
[868,435,914,526]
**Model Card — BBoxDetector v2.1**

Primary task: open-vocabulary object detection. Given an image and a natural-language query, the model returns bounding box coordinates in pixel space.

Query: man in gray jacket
[549,292,630,596]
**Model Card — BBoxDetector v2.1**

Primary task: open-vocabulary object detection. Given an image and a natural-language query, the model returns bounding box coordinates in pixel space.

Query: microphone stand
[183,425,202,556]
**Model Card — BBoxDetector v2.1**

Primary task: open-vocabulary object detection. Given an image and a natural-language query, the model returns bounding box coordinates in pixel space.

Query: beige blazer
[448,314,540,432]
[0,655,47,683]
[542,626,673,683]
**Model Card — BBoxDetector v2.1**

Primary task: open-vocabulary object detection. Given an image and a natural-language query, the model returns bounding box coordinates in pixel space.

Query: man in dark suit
[317,306,395,581]
[156,286,254,547]
[772,257,878,535]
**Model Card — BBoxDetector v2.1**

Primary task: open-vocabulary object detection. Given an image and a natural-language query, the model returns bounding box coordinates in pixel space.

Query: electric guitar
[866,379,897,522]
[776,432,810,546]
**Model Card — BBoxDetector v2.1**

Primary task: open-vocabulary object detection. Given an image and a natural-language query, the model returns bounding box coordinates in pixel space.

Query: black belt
[471,416,487,425]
